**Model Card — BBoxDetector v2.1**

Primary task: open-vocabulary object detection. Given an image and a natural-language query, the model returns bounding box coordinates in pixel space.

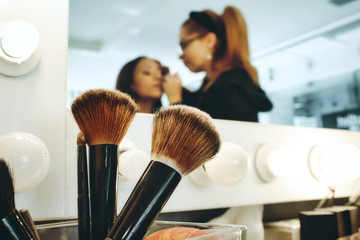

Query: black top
[182,68,273,122]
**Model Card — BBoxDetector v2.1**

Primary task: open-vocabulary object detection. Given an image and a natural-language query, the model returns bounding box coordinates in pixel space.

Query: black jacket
[182,68,273,122]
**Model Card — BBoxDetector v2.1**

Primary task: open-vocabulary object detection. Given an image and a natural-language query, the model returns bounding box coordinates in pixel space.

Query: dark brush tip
[0,158,15,219]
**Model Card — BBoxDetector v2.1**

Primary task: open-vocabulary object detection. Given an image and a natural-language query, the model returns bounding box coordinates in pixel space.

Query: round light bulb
[309,144,360,184]
[1,21,39,62]
[0,20,41,76]
[118,149,149,180]
[205,142,250,186]
[266,149,290,177]
[118,139,150,180]
[188,165,213,187]
[0,131,50,191]
[255,144,292,183]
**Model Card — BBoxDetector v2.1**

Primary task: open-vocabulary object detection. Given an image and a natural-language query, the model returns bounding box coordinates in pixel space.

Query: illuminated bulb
[1,21,39,63]
[308,144,360,184]
[0,20,41,76]
[255,144,291,183]
[266,149,291,177]
[0,131,50,191]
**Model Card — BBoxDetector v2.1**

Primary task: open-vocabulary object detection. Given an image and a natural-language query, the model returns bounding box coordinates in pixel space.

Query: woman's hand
[163,73,183,104]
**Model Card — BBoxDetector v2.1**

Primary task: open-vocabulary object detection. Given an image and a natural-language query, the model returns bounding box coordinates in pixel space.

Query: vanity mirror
[4,0,360,225]
[67,0,360,130]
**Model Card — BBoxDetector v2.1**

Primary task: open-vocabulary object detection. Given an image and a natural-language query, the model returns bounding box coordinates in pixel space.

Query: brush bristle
[0,158,15,218]
[77,132,86,146]
[71,89,139,146]
[151,105,221,175]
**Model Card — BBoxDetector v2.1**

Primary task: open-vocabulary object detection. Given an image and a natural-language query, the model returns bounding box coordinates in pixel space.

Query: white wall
[0,0,69,218]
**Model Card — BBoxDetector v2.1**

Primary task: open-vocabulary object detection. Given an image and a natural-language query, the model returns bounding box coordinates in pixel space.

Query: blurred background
[68,0,360,129]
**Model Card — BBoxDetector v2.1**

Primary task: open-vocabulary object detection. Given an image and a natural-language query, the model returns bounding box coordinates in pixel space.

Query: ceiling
[69,0,360,57]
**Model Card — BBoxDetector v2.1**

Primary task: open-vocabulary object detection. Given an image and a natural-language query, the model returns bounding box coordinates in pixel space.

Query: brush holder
[36,219,247,240]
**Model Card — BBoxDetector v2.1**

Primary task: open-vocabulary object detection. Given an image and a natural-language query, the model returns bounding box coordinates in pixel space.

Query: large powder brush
[71,89,138,240]
[151,105,221,175]
[71,89,138,146]
[107,105,221,240]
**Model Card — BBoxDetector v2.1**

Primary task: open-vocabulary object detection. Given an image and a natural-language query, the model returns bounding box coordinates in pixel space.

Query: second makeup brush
[77,132,90,240]
[106,105,221,240]
[71,89,138,240]
[19,209,40,240]
[0,158,36,240]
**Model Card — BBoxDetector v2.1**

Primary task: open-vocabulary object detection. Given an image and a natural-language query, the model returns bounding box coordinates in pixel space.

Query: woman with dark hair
[163,6,273,122]
[116,56,165,113]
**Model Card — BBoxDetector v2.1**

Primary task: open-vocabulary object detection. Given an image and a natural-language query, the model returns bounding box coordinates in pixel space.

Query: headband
[189,11,220,37]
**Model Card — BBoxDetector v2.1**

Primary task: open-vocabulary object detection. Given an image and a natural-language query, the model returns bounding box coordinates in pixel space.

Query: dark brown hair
[115,56,162,112]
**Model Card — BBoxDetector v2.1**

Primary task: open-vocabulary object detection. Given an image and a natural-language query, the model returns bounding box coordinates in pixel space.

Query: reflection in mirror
[68,0,360,130]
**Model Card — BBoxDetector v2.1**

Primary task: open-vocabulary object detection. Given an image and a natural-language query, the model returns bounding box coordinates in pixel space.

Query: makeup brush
[77,132,91,240]
[0,158,36,240]
[71,89,138,240]
[19,209,40,240]
[106,105,221,240]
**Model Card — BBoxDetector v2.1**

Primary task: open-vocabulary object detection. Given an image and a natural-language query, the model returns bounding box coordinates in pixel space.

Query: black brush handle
[89,144,118,240]
[19,209,40,240]
[1,209,35,240]
[77,144,91,240]
[107,160,181,240]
